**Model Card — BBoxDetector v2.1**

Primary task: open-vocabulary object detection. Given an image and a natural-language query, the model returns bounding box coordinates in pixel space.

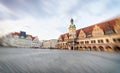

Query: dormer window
[104,22,115,35]
[86,34,92,38]
[105,30,114,35]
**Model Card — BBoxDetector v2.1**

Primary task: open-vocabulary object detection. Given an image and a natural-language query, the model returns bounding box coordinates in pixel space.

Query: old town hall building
[57,17,120,52]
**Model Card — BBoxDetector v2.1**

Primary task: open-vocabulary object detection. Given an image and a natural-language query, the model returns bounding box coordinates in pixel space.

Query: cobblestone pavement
[0,48,120,73]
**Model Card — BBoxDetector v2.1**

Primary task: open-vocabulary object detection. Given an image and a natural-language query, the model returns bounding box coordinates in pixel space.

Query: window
[91,41,93,43]
[113,39,116,42]
[106,39,109,43]
[105,30,114,35]
[98,40,103,43]
[101,40,103,43]
[117,38,120,42]
[85,41,89,44]
[80,41,84,44]
[91,40,96,43]
[98,40,100,43]
[86,34,92,38]
[113,38,120,43]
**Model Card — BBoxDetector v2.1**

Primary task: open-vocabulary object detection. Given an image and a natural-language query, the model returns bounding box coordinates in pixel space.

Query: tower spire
[70,18,74,24]
[69,18,75,27]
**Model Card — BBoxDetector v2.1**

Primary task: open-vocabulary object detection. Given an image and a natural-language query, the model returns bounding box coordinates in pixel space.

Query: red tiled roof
[66,33,69,37]
[61,34,65,41]
[82,25,94,35]
[26,34,32,38]
[32,37,35,40]
[26,34,35,40]
[96,18,116,31]
[64,33,69,40]
[77,17,118,35]
[58,34,64,40]
[11,32,35,40]
[59,33,69,41]
[11,32,19,35]
[76,30,80,37]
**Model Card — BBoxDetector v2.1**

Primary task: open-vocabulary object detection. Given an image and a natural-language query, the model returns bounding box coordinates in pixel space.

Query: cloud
[0,3,15,20]
[0,0,120,40]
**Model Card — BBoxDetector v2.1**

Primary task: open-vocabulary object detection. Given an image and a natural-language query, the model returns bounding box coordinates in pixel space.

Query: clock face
[69,30,72,32]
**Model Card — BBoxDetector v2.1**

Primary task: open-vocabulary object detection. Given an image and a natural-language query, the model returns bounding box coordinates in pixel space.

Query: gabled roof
[58,33,69,41]
[32,37,35,40]
[82,25,94,35]
[65,33,69,38]
[58,34,64,40]
[77,17,118,35]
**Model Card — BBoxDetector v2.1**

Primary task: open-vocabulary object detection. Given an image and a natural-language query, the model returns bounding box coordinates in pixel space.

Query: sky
[0,0,120,40]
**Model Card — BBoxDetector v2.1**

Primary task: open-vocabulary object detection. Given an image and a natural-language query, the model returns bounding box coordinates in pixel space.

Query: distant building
[2,31,41,48]
[57,17,120,52]
[42,39,57,49]
[32,36,42,48]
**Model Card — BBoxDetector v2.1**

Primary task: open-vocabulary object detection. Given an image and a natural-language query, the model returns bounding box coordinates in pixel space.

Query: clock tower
[68,18,76,50]
[68,18,76,40]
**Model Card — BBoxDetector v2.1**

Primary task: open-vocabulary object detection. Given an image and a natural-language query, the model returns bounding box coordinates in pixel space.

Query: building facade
[57,17,120,52]
[32,36,42,48]
[2,31,41,48]
[42,39,57,49]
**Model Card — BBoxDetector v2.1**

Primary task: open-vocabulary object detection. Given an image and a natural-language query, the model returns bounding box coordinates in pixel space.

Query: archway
[114,46,120,52]
[98,46,104,51]
[76,46,79,50]
[88,46,91,51]
[105,46,113,52]
[93,46,97,51]
[71,46,73,50]
[79,46,82,51]
[84,46,87,51]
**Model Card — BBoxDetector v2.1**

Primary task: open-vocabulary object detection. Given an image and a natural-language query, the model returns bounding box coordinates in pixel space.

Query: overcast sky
[0,0,120,40]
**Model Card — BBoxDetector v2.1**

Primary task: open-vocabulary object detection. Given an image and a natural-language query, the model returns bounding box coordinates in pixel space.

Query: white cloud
[0,15,65,40]
[0,0,120,40]
[0,4,10,13]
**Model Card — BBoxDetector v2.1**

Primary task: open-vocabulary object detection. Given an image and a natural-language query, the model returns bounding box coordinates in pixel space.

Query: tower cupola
[70,18,75,27]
